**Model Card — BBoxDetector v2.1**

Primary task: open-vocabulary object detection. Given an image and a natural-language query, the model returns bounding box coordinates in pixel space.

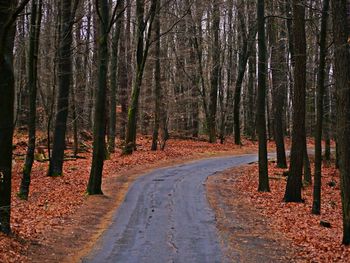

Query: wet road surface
[83,154,258,263]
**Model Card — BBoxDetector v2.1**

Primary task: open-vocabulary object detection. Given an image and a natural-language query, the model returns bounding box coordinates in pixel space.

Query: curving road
[83,154,258,263]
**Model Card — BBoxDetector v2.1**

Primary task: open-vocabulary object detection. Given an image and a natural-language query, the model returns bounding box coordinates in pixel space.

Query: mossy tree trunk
[124,0,158,154]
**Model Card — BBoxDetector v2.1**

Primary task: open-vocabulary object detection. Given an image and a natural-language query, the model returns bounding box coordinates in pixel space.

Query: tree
[284,0,306,202]
[233,2,257,145]
[87,0,125,194]
[108,0,124,153]
[0,0,30,234]
[257,0,269,192]
[312,0,329,215]
[207,0,220,143]
[87,0,110,195]
[151,1,161,151]
[269,0,287,168]
[332,0,350,245]
[48,0,79,176]
[124,0,158,154]
[19,0,43,200]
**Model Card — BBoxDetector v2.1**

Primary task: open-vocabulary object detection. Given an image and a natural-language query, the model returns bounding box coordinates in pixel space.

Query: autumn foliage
[209,158,350,262]
[0,135,260,262]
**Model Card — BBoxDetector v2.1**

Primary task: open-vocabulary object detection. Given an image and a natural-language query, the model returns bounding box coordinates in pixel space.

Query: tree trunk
[48,0,75,176]
[312,0,329,215]
[207,0,220,143]
[108,0,124,153]
[233,9,257,145]
[323,64,331,161]
[124,0,158,154]
[0,0,29,235]
[332,0,350,245]
[19,0,43,200]
[257,0,270,192]
[284,0,306,202]
[270,0,287,168]
[87,0,109,195]
[151,2,161,151]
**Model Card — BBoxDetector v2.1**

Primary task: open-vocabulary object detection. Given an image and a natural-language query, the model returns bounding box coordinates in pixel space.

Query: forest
[1,0,350,261]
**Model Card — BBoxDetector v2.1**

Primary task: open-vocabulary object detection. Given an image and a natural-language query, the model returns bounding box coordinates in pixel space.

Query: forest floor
[207,157,350,262]
[0,132,274,263]
[2,134,345,262]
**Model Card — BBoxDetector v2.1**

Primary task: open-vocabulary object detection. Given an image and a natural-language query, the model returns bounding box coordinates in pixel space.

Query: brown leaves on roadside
[1,136,260,262]
[227,160,350,262]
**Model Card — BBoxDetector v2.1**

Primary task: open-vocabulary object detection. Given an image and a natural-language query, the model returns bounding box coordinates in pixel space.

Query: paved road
[83,154,258,263]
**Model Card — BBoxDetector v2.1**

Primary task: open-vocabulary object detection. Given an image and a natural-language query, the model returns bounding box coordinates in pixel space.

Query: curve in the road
[83,154,258,263]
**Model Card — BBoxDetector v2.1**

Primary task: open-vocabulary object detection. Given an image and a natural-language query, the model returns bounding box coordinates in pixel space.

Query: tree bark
[207,0,220,143]
[284,0,306,202]
[87,0,109,195]
[48,0,76,176]
[0,0,29,235]
[108,0,124,153]
[124,0,158,154]
[19,0,43,200]
[257,0,270,192]
[270,0,287,168]
[233,9,257,145]
[151,1,161,151]
[332,0,350,245]
[312,0,329,215]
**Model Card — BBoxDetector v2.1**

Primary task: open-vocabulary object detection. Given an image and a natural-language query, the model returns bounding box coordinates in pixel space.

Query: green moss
[17,192,28,200]
[22,165,29,175]
[50,171,63,177]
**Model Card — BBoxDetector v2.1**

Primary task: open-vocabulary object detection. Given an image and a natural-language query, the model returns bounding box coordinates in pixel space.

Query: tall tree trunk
[284,0,306,202]
[312,0,329,214]
[207,0,220,143]
[19,0,43,200]
[151,4,161,151]
[108,0,124,153]
[124,0,157,154]
[332,0,350,245]
[119,0,131,140]
[0,0,30,235]
[48,0,76,176]
[233,9,257,145]
[246,45,256,140]
[270,0,287,168]
[87,0,109,195]
[257,0,270,192]
[323,64,331,161]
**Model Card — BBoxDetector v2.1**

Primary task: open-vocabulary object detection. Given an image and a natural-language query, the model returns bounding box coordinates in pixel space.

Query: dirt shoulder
[206,167,295,262]
[207,160,350,262]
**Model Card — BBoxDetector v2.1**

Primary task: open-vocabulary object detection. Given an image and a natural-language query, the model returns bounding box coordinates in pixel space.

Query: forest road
[82,154,259,263]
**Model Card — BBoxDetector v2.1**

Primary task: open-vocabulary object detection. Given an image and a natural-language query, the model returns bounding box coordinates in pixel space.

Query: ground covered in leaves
[0,133,268,263]
[208,158,350,262]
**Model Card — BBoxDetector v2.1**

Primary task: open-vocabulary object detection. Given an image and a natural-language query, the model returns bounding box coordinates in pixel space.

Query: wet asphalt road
[83,154,258,263]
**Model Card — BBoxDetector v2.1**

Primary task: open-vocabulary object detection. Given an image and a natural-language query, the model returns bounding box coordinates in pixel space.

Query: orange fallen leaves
[1,135,260,262]
[231,160,350,262]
